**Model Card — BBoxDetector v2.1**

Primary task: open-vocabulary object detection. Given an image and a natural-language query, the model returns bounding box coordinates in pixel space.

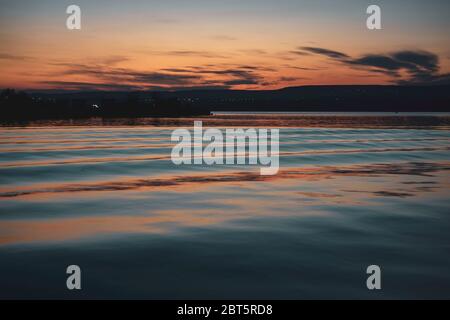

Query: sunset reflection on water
[1,116,450,298]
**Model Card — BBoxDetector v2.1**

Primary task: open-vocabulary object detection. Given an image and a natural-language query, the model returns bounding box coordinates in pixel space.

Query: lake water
[1,114,450,299]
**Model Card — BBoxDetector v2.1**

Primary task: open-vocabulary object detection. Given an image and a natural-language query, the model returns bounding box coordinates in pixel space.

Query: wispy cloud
[143,50,230,59]
[296,46,449,85]
[0,53,33,61]
[41,81,142,91]
[298,47,350,60]
[43,60,270,90]
[55,64,202,86]
[210,35,237,41]
[238,49,267,56]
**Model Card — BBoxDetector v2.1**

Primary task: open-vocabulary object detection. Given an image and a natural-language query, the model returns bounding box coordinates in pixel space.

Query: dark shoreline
[2,85,450,123]
[2,114,450,129]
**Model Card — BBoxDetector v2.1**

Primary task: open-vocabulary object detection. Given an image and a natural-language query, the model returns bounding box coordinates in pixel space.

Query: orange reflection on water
[1,165,449,246]
[0,209,233,246]
[1,162,449,200]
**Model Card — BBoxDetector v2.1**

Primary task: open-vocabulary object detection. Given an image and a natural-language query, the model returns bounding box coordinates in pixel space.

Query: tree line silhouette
[0,89,210,122]
[2,85,449,123]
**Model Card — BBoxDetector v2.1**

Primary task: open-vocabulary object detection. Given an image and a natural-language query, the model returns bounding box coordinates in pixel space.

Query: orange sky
[1,0,449,91]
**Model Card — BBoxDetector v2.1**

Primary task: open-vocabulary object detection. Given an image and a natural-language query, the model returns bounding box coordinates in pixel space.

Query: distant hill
[157,85,450,112]
[1,85,449,121]
[31,85,450,112]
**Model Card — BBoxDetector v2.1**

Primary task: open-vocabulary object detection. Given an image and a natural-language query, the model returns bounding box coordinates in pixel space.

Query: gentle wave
[1,119,450,299]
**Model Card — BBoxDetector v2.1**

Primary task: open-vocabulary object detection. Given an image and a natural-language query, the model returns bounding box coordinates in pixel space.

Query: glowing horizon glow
[0,0,449,91]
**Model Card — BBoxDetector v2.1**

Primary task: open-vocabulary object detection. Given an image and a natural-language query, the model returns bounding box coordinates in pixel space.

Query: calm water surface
[0,115,449,299]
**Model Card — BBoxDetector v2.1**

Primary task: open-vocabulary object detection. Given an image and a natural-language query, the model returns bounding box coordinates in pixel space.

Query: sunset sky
[1,0,449,91]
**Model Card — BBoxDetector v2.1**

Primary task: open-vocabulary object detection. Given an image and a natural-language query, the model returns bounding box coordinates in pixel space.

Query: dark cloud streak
[297,46,448,85]
[43,61,267,90]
